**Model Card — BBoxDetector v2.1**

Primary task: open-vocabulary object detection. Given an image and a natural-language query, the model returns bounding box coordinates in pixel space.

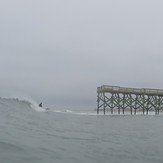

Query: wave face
[1,97,163,163]
[0,97,45,112]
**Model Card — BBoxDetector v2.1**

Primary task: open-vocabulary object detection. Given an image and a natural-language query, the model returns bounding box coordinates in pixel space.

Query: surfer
[39,103,42,107]
[38,102,50,111]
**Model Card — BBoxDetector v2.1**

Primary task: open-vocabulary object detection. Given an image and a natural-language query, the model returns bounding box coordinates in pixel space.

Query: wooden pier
[97,85,163,115]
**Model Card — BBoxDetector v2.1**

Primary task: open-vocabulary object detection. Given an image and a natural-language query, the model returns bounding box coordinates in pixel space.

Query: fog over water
[0,0,163,108]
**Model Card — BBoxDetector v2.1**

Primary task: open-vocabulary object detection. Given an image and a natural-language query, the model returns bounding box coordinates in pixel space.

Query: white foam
[30,102,46,112]
[13,96,46,112]
[52,109,97,116]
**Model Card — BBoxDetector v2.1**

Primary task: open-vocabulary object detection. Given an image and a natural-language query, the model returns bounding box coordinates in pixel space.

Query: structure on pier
[97,85,163,115]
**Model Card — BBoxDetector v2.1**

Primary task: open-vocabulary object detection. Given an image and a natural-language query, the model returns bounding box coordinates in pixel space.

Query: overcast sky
[0,0,163,109]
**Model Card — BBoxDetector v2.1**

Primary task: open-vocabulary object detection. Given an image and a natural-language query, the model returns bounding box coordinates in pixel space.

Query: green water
[0,98,163,163]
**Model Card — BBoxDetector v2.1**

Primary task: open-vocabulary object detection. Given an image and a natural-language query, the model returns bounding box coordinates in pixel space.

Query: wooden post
[117,94,120,114]
[111,93,113,114]
[134,95,137,115]
[129,94,132,115]
[103,93,106,115]
[122,94,125,115]
[143,95,146,115]
[97,93,99,114]
[146,96,150,115]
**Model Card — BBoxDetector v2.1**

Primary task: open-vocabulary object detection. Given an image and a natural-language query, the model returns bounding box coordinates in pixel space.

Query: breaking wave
[0,97,96,116]
[0,97,45,112]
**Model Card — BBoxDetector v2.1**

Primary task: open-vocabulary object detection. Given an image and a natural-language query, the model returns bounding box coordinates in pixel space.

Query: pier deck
[97,85,163,115]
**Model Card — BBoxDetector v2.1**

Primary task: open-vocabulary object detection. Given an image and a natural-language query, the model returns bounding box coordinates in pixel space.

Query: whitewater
[0,97,163,163]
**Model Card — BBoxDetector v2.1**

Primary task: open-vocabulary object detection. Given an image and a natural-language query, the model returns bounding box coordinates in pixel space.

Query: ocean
[0,97,163,163]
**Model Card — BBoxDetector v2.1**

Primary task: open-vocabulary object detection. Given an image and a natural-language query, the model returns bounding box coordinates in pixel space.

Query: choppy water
[0,97,163,163]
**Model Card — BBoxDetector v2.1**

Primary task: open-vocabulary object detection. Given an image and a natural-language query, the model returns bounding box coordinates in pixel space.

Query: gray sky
[0,0,163,109]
